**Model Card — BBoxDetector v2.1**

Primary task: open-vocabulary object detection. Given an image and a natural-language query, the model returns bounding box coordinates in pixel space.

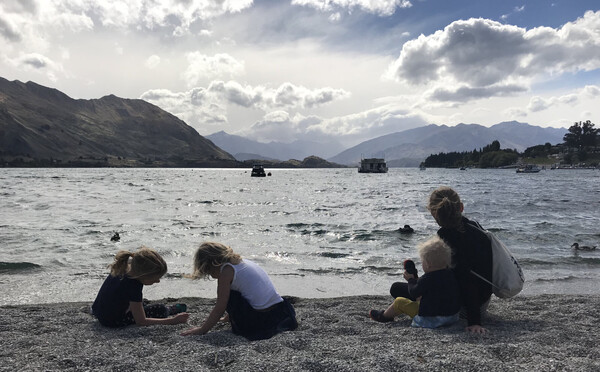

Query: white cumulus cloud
[182,53,245,87]
[141,80,350,133]
[292,0,412,16]
[385,11,600,103]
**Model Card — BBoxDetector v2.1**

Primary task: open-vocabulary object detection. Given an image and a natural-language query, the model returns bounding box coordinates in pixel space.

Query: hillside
[328,122,567,166]
[0,77,236,167]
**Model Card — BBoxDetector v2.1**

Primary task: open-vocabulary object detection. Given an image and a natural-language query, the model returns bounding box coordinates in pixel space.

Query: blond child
[181,242,297,340]
[92,247,189,327]
[370,236,460,328]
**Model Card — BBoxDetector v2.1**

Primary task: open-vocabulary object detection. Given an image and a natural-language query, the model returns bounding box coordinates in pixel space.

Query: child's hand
[403,271,415,281]
[173,312,190,324]
[181,326,204,336]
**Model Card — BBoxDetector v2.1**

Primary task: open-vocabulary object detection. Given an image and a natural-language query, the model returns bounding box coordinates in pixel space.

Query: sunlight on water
[1,168,599,305]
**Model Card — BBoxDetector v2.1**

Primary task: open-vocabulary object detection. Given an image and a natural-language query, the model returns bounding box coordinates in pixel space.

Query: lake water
[1,167,599,305]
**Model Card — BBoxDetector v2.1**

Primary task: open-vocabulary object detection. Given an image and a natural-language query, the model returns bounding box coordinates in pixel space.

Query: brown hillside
[0,77,236,167]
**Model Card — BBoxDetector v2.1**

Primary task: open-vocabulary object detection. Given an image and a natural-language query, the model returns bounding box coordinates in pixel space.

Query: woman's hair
[109,246,167,280]
[427,186,464,230]
[417,236,452,270]
[191,242,241,279]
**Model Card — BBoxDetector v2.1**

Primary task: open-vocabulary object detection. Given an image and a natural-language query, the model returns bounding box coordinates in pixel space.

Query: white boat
[358,158,388,173]
[516,165,541,173]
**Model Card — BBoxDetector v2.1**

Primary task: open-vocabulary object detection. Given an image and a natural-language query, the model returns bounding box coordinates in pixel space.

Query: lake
[1,167,599,305]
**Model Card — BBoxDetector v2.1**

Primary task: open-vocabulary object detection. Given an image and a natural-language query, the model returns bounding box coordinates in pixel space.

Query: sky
[1,0,599,147]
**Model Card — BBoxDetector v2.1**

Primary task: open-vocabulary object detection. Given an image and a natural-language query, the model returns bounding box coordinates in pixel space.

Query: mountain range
[328,122,567,166]
[0,77,236,167]
[209,122,567,166]
[1,77,567,168]
[206,131,345,161]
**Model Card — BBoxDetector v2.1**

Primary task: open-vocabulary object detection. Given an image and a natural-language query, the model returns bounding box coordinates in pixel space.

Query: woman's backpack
[471,228,525,298]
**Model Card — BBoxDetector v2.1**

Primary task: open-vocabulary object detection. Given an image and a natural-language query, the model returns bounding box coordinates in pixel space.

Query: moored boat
[358,158,388,173]
[251,164,267,177]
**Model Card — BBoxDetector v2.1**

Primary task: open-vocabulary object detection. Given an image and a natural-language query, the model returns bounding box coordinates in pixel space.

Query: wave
[533,275,580,282]
[0,262,42,274]
[298,265,397,275]
[519,256,600,266]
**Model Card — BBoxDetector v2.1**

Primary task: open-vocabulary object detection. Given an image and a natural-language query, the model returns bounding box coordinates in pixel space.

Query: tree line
[421,120,599,168]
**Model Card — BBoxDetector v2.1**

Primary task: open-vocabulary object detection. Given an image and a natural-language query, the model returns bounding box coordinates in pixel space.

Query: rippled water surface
[1,168,599,305]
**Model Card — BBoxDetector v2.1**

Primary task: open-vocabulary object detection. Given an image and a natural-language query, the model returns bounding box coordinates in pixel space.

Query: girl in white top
[181,242,297,340]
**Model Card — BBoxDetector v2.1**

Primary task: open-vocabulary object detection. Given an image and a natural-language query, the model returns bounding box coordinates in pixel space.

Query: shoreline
[3,294,599,371]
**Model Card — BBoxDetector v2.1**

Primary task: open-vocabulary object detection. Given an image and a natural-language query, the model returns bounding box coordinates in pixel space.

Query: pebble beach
[2,294,599,371]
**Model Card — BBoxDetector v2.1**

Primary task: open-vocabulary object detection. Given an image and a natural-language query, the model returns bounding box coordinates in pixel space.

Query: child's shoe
[369,310,393,323]
[169,303,187,315]
[403,259,418,279]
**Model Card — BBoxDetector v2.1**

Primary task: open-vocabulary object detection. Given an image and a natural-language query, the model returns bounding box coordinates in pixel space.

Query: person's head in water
[427,186,464,230]
[109,246,167,285]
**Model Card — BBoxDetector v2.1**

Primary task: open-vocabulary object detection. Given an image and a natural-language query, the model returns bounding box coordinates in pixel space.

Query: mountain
[0,77,236,167]
[328,122,567,166]
[206,131,345,161]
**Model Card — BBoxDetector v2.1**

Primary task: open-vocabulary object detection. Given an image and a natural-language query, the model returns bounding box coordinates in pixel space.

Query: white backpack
[471,228,525,298]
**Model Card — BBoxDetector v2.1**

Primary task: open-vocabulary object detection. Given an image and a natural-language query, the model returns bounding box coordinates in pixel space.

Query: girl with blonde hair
[92,247,189,327]
[182,242,297,340]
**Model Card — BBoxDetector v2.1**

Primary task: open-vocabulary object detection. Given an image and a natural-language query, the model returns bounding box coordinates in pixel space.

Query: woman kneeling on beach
[390,186,493,334]
[92,247,189,328]
[370,236,460,328]
[181,242,298,340]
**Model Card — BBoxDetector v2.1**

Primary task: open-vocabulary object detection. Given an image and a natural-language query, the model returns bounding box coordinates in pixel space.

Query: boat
[358,158,388,173]
[250,164,266,177]
[516,164,541,173]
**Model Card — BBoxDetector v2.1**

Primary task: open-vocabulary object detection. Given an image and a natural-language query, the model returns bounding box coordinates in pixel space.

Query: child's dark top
[92,274,143,327]
[407,268,460,317]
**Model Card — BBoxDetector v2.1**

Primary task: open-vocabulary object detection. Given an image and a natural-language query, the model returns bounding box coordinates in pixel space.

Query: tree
[563,120,599,149]
[482,140,501,152]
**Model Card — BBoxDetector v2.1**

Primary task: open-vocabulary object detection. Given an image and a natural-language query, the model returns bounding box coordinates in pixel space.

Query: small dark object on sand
[369,309,393,323]
[398,225,414,234]
[110,232,120,242]
[403,259,418,279]
[571,243,596,251]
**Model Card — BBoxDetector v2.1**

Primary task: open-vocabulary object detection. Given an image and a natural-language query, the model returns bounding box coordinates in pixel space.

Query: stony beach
[2,294,599,371]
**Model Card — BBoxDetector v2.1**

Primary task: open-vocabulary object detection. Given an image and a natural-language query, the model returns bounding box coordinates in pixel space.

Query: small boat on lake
[251,164,266,177]
[516,165,541,173]
[358,158,388,173]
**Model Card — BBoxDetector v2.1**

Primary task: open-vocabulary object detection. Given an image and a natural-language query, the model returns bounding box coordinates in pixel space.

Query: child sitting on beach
[92,247,189,327]
[369,236,460,328]
[181,242,298,340]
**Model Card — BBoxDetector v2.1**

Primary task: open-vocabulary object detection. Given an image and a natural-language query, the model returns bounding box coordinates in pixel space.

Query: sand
[1,295,599,371]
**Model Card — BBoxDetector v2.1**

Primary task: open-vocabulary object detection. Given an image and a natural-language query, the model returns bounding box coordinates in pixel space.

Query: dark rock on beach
[1,295,599,371]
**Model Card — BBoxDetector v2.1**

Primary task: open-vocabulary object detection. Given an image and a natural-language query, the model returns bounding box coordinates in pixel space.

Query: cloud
[526,88,594,113]
[0,0,255,43]
[204,80,350,110]
[292,0,412,16]
[430,84,527,102]
[385,11,600,103]
[0,9,22,42]
[182,53,245,87]
[6,53,64,81]
[145,55,161,69]
[241,101,427,146]
[583,85,600,97]
[140,80,350,132]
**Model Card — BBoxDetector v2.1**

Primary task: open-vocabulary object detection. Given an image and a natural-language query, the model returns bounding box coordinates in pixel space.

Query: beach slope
[2,295,598,371]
